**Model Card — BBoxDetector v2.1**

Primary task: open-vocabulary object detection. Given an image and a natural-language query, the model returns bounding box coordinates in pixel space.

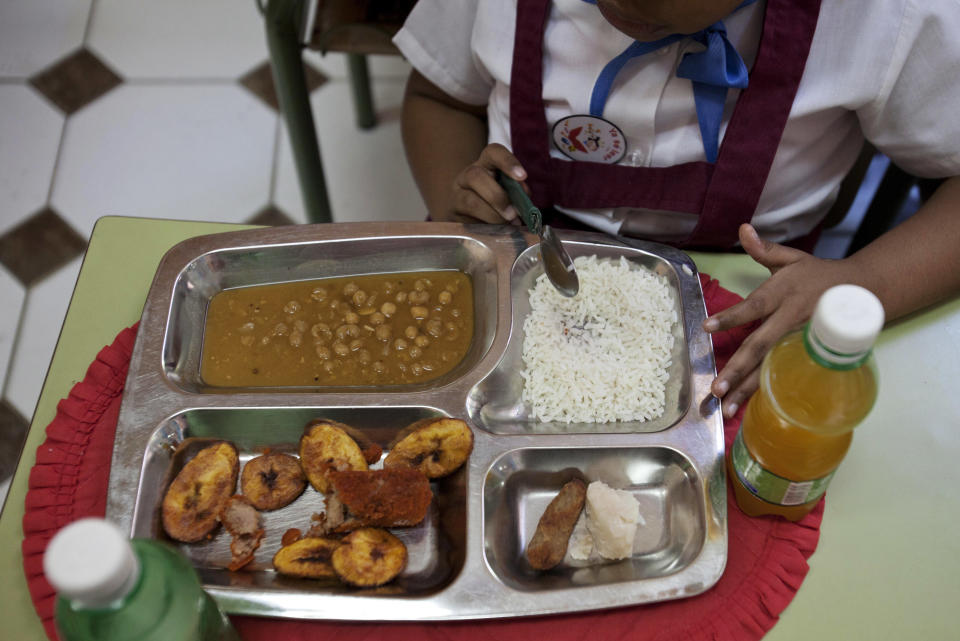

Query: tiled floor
[0,0,425,507]
[0,0,917,508]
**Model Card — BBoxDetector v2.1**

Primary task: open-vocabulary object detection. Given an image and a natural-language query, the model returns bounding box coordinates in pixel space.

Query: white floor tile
[0,265,26,396]
[51,84,276,238]
[5,258,82,422]
[274,77,427,224]
[0,85,65,235]
[0,0,92,78]
[88,0,269,79]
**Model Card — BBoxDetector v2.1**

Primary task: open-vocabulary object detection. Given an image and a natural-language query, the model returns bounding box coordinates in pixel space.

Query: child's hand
[450,143,528,225]
[701,224,858,418]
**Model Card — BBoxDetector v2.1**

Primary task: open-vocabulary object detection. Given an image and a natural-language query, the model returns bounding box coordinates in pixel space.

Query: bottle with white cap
[729,284,884,521]
[43,518,240,641]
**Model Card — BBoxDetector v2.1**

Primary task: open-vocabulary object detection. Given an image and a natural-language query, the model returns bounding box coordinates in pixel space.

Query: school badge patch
[551,115,627,164]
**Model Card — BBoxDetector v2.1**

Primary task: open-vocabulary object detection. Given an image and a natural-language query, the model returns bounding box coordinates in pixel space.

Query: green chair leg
[264,0,332,224]
[347,53,377,130]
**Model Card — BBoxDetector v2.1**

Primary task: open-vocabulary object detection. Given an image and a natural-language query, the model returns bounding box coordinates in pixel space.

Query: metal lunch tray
[105,221,726,621]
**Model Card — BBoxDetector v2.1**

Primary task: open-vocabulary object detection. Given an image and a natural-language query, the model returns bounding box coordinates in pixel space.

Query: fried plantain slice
[272,537,340,579]
[383,417,474,478]
[331,527,407,587]
[299,420,368,493]
[220,495,265,571]
[240,452,307,510]
[525,478,587,570]
[306,418,383,465]
[162,441,239,543]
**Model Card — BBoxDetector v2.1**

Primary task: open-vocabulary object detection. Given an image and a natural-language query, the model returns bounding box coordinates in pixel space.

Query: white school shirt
[394,0,960,243]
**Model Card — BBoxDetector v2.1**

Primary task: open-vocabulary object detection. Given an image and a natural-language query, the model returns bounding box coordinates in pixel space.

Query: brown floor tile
[0,208,87,287]
[239,60,328,111]
[247,205,297,227]
[29,48,123,115]
[0,400,29,483]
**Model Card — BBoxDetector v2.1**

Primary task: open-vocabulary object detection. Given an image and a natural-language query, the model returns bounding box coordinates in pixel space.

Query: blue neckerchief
[581,0,757,162]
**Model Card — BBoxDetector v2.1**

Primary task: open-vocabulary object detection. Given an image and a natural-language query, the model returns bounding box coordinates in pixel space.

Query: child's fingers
[459,163,513,212]
[451,192,511,224]
[453,164,517,224]
[710,317,778,397]
[449,143,531,224]
[718,368,761,419]
[702,282,778,333]
[451,185,510,224]
[704,226,820,334]
[710,307,800,409]
[478,143,527,181]
[703,231,860,415]
[739,224,807,273]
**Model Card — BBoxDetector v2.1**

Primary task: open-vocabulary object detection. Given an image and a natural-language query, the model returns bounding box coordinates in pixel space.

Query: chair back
[308,0,418,55]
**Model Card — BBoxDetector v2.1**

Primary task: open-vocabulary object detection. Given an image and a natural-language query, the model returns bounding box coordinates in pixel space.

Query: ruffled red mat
[22,274,822,641]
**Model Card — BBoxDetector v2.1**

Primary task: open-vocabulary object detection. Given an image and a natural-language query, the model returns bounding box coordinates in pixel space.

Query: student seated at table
[392,0,960,416]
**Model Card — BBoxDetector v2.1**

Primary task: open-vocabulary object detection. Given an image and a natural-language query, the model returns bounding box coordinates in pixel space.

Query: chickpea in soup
[201,271,473,387]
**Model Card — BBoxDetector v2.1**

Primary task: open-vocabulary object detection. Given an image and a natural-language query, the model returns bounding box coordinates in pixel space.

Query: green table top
[2,216,958,639]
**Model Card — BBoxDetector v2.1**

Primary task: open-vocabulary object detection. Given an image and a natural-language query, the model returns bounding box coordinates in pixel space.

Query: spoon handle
[496,171,542,235]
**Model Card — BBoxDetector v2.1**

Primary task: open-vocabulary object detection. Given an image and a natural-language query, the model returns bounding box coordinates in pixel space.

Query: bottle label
[731,431,836,506]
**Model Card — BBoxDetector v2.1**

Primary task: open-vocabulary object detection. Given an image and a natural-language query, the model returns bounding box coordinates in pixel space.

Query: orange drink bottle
[729,284,884,521]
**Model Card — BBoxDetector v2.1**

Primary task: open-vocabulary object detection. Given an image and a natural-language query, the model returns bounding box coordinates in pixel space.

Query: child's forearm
[401,71,489,220]
[846,175,960,321]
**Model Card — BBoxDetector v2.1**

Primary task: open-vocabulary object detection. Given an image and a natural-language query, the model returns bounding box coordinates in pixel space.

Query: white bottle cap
[43,518,140,608]
[809,284,885,359]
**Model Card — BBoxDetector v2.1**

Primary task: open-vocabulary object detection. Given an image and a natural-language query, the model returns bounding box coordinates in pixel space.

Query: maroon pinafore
[509,0,823,250]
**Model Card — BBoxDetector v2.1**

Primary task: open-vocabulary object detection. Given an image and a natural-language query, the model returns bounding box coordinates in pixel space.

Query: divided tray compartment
[106,222,726,621]
[467,239,696,435]
[163,230,501,394]
[483,446,706,593]
[138,407,466,600]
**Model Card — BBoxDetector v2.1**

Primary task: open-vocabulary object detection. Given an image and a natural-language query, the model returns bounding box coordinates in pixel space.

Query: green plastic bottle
[44,518,241,641]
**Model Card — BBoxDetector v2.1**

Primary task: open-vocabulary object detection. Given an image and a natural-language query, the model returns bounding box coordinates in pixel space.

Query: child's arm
[704,176,960,417]
[401,70,526,224]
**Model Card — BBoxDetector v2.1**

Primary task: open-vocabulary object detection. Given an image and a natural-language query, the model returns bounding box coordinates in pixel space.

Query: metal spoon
[496,172,580,297]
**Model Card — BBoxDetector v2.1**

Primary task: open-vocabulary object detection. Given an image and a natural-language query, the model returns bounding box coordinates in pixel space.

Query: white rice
[520,255,676,423]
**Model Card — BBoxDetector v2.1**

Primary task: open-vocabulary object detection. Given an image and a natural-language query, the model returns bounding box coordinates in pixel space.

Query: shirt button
[657,46,670,56]
[624,150,644,166]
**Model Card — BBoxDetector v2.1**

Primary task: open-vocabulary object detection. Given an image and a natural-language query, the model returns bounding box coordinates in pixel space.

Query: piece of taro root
[273,537,340,579]
[161,441,239,543]
[321,468,433,534]
[525,478,587,571]
[299,420,369,494]
[219,495,265,571]
[331,527,407,587]
[383,417,474,479]
[240,452,307,510]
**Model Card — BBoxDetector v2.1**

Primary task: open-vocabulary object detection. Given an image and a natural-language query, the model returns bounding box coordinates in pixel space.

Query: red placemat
[22,274,822,641]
